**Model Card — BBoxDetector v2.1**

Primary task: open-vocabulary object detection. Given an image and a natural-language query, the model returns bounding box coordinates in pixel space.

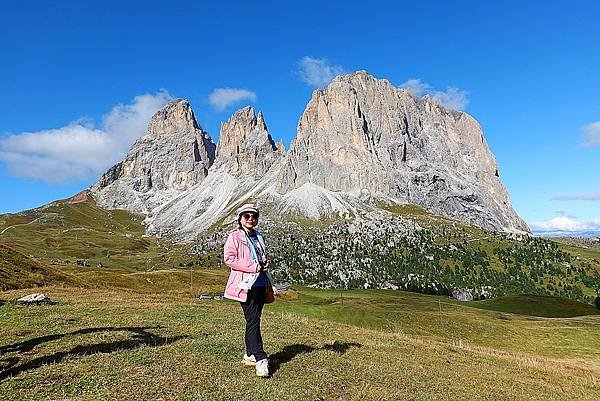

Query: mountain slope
[0,244,77,290]
[1,190,598,303]
[0,192,212,291]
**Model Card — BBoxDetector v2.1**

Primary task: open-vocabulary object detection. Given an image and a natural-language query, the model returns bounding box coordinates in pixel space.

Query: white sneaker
[255,358,269,377]
[243,354,256,366]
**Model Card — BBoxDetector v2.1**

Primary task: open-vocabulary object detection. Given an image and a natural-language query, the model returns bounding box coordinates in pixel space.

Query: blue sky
[1,0,598,234]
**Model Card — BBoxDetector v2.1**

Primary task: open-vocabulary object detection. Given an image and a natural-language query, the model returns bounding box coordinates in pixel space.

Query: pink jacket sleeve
[224,231,258,273]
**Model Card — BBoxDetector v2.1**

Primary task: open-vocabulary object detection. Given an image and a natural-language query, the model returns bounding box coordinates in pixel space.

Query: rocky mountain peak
[328,70,396,95]
[213,106,282,176]
[279,70,528,232]
[216,106,267,155]
[147,99,201,138]
[256,111,268,131]
[89,71,528,238]
[91,99,216,213]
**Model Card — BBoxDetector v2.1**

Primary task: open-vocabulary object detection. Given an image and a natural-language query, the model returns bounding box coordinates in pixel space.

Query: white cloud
[0,90,173,183]
[400,79,430,97]
[430,87,469,111]
[298,57,344,87]
[551,193,600,201]
[208,88,256,111]
[581,121,600,147]
[102,90,173,147]
[529,216,600,235]
[400,79,468,111]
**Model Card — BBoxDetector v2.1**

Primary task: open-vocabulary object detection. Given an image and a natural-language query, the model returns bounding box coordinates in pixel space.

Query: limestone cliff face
[89,71,528,238]
[212,106,284,176]
[91,99,216,212]
[277,71,527,232]
[143,106,285,237]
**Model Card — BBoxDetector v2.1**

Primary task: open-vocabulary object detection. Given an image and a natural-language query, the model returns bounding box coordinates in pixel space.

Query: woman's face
[240,212,258,230]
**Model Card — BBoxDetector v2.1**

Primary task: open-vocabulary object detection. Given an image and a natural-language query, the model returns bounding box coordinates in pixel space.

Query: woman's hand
[257,258,269,272]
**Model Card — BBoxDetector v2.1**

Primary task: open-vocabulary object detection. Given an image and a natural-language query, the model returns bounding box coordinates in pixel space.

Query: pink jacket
[223,228,260,302]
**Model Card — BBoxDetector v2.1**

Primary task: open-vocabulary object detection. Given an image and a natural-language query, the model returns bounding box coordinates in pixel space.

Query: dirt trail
[0,217,41,235]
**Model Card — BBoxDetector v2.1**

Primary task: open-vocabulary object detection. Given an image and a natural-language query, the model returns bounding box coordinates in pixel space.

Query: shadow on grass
[0,326,188,381]
[269,341,361,375]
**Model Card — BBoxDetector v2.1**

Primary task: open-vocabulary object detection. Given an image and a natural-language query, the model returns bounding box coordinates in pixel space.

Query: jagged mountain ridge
[92,99,216,212]
[91,71,529,240]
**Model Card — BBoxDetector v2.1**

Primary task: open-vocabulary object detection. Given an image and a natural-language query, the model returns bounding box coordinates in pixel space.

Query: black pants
[240,287,267,361]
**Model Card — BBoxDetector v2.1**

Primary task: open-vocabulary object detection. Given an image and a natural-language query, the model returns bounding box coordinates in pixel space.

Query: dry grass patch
[1,287,599,400]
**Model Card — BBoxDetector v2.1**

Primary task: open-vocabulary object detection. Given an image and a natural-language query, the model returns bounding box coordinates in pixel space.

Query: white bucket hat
[237,203,259,217]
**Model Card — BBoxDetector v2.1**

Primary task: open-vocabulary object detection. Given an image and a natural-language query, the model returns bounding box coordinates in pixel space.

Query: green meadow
[1,196,600,400]
[1,281,599,401]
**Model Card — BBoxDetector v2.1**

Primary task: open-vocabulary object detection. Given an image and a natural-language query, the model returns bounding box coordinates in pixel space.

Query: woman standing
[223,203,275,378]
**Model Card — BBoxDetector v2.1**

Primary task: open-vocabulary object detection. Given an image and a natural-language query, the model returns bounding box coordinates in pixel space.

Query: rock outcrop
[90,71,528,239]
[213,106,284,176]
[277,71,527,232]
[91,99,216,212]
[141,106,285,237]
[17,293,54,305]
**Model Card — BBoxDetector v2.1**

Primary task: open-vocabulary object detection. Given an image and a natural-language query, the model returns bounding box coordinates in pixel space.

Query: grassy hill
[1,283,599,400]
[1,193,600,305]
[0,192,196,271]
[0,193,221,293]
[265,204,600,304]
[0,244,80,290]
[468,294,600,318]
